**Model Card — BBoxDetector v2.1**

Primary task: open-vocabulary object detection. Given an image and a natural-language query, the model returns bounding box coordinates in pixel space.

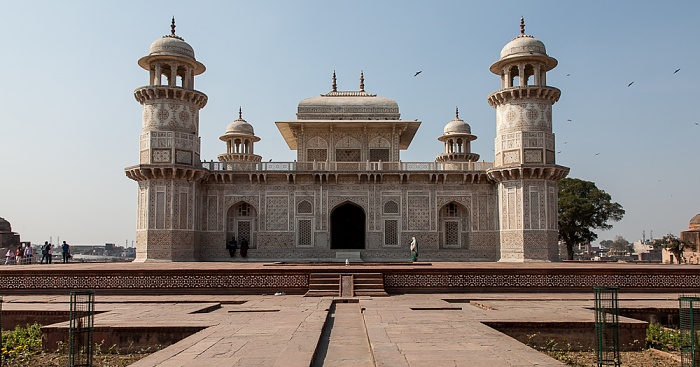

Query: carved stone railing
[199,161,494,172]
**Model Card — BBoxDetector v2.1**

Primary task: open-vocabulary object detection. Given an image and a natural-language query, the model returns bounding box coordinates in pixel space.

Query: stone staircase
[305,273,388,297]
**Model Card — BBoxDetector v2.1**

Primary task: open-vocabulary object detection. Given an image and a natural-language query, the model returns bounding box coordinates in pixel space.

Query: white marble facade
[125,19,569,262]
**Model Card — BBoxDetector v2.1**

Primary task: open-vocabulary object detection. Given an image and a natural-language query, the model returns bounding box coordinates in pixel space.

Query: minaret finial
[238,106,242,119]
[332,70,337,92]
[360,70,365,92]
[171,17,176,36]
[455,106,459,119]
[520,16,525,35]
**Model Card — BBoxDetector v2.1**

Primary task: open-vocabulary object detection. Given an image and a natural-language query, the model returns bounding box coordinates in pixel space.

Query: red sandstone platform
[1,261,698,295]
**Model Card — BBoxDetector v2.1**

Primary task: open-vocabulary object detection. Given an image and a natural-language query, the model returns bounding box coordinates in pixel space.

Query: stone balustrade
[200,160,494,172]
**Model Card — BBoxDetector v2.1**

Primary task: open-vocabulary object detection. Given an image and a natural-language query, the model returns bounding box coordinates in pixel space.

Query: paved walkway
[2,293,675,366]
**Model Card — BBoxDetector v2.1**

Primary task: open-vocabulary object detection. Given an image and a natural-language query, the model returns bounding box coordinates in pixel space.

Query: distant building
[125,19,569,262]
[632,240,661,262]
[662,213,700,264]
[0,217,20,250]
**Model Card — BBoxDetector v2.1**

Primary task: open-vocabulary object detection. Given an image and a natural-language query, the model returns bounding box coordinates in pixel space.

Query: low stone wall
[42,325,206,353]
[484,321,647,352]
[1,263,699,295]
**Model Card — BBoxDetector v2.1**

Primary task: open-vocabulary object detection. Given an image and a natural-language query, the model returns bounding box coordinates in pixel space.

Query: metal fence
[680,295,700,367]
[594,286,620,367]
[69,291,95,367]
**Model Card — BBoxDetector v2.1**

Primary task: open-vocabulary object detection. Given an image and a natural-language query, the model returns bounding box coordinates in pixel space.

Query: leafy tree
[599,239,613,248]
[652,233,696,264]
[609,235,631,253]
[558,178,625,260]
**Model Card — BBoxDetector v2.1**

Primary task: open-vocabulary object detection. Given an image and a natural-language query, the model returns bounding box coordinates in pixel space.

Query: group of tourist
[226,237,249,258]
[4,241,72,265]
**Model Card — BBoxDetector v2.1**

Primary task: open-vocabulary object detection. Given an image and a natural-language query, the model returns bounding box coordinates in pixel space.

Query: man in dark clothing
[226,237,237,258]
[61,241,70,263]
[240,239,249,258]
[40,241,51,264]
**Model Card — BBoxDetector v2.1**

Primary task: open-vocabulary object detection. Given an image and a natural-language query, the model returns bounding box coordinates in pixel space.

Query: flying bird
[564,141,568,144]
[594,153,600,156]
[269,159,272,162]
[674,68,681,74]
[566,119,572,122]
[414,71,422,77]
[695,122,699,126]
[557,151,561,154]
[627,82,634,87]
[566,74,571,77]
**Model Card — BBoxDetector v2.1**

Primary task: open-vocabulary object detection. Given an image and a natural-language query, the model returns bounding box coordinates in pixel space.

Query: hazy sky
[1,1,698,247]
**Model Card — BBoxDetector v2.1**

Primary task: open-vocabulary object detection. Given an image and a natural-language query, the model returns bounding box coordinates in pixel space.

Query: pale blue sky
[1,1,698,246]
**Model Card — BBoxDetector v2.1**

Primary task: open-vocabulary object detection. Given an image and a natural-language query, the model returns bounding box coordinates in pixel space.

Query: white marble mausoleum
[125,19,569,262]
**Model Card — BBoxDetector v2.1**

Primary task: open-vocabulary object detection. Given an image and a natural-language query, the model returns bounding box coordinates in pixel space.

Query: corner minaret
[125,19,209,262]
[486,18,569,261]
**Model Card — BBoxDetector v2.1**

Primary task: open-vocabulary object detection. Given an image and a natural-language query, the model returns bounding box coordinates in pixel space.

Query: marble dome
[226,117,255,135]
[297,92,400,120]
[443,116,472,135]
[149,35,196,60]
[500,35,547,59]
[138,20,205,74]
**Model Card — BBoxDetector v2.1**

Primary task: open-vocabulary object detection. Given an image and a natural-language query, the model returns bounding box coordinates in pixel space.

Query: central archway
[330,202,365,249]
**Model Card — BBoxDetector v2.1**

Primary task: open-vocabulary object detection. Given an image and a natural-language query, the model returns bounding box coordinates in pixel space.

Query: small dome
[226,117,254,135]
[690,213,700,230]
[500,34,547,59]
[443,108,472,135]
[444,117,472,135]
[149,35,196,60]
[138,20,205,74]
[225,108,255,135]
[0,217,11,232]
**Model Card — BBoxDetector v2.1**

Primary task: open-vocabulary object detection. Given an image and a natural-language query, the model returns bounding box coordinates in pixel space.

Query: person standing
[46,242,53,264]
[240,238,249,258]
[16,245,25,265]
[5,247,16,265]
[24,243,33,265]
[410,237,418,262]
[40,241,51,264]
[226,237,237,258]
[61,241,70,263]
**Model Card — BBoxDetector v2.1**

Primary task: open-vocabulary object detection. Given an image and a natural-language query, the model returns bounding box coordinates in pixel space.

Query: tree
[599,239,613,248]
[609,235,631,254]
[558,178,625,260]
[652,233,696,264]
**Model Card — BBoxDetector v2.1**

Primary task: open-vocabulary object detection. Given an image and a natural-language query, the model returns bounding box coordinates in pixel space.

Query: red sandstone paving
[1,260,691,366]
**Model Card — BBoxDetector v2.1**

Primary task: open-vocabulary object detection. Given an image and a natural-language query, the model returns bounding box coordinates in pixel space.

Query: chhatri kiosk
[125,19,568,262]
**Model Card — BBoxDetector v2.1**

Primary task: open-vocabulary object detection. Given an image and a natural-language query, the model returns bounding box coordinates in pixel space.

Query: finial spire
[455,106,459,119]
[520,16,525,35]
[360,70,365,92]
[171,17,176,35]
[238,106,242,119]
[332,70,337,92]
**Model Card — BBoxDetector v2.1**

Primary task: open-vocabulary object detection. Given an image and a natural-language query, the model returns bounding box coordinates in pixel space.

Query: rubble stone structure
[125,18,569,262]
[0,217,20,249]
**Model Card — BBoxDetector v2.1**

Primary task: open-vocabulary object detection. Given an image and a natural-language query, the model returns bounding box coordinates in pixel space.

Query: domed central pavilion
[125,18,569,262]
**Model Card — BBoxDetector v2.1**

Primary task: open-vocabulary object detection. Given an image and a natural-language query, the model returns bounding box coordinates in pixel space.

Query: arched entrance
[331,203,365,249]
[226,202,257,248]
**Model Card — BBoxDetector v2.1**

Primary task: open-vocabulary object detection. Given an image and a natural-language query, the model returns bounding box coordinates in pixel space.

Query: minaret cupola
[436,107,479,163]
[131,18,208,167]
[487,17,563,169]
[218,107,262,163]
